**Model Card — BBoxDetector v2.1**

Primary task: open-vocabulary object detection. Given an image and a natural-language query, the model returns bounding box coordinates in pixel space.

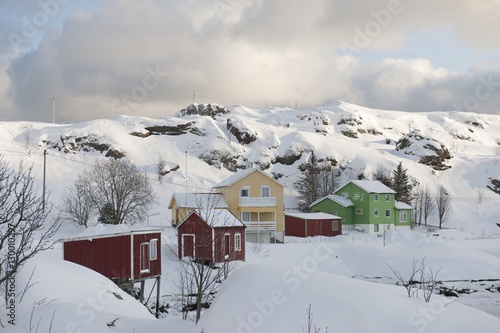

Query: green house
[310,180,413,235]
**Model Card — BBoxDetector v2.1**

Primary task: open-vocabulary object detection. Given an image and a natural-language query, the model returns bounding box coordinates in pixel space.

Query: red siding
[63,235,131,279]
[177,213,214,261]
[178,213,246,262]
[132,232,162,280]
[285,216,307,237]
[63,231,162,281]
[285,216,342,237]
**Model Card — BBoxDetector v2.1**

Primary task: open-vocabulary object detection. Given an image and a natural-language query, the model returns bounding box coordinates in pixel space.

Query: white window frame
[234,233,242,251]
[399,210,407,222]
[374,209,379,217]
[341,192,349,198]
[149,239,158,261]
[374,224,379,232]
[241,212,250,222]
[140,242,150,273]
[240,187,250,197]
[331,210,338,216]
[385,209,391,217]
[374,194,379,202]
[261,186,270,197]
[385,194,390,202]
[332,220,339,231]
[355,209,363,215]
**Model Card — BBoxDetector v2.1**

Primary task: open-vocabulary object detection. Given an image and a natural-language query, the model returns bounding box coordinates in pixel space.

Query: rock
[226,118,258,145]
[177,103,229,118]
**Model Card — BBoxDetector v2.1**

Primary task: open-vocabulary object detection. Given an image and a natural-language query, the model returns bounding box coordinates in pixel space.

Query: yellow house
[212,168,285,243]
[168,193,229,226]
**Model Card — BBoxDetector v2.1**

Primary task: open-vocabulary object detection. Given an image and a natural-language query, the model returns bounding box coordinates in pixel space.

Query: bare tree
[0,157,61,287]
[60,175,94,227]
[388,258,441,302]
[302,304,327,333]
[63,159,156,225]
[175,193,235,324]
[435,186,452,229]
[419,186,435,227]
[157,154,168,184]
[317,164,340,197]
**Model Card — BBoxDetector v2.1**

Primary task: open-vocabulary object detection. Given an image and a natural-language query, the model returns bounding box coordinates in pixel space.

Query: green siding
[311,181,412,229]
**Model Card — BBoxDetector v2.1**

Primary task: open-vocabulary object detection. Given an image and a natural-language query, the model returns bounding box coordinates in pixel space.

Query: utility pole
[52,94,56,124]
[185,150,188,217]
[43,149,47,211]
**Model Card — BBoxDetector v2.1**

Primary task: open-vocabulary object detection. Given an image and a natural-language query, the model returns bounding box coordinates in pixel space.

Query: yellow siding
[213,170,284,232]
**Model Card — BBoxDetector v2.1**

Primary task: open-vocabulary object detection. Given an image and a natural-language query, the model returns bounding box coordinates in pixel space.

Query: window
[355,209,363,214]
[261,186,270,197]
[385,194,390,202]
[234,233,242,251]
[241,212,250,222]
[385,209,391,217]
[374,194,379,202]
[331,210,338,216]
[140,243,150,273]
[149,239,158,260]
[332,220,339,231]
[399,211,407,222]
[240,187,250,197]
[341,192,349,198]
[374,224,379,232]
[374,209,379,217]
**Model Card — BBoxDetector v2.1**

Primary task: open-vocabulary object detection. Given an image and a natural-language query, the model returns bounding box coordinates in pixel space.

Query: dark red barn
[285,212,342,238]
[62,226,162,316]
[177,209,246,262]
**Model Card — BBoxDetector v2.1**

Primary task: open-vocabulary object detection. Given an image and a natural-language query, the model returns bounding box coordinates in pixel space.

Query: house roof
[214,167,283,188]
[395,201,413,210]
[310,194,354,208]
[285,212,341,220]
[60,224,162,242]
[168,193,229,209]
[177,209,246,228]
[340,180,396,194]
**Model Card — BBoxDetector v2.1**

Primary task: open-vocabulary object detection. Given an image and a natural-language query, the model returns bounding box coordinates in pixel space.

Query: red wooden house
[62,226,162,316]
[177,209,246,262]
[285,212,342,238]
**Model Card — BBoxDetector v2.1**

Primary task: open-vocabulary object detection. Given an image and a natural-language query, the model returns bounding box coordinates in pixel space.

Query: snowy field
[3,226,500,333]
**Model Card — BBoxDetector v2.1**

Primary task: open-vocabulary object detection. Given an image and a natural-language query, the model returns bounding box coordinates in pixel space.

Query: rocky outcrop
[42,135,126,159]
[177,103,229,118]
[226,118,258,145]
[396,131,452,170]
[144,122,206,136]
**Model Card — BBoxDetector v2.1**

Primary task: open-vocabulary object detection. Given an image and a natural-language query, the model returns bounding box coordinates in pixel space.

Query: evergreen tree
[294,151,320,211]
[392,162,413,204]
[98,202,118,224]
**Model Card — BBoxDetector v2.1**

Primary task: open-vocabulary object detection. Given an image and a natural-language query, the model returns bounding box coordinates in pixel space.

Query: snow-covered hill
[1,100,499,234]
[1,100,500,332]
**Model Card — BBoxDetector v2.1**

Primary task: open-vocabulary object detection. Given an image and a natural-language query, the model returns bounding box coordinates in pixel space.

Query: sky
[0,0,500,123]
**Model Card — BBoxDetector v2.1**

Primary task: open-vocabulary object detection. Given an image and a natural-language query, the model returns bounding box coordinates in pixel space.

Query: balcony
[243,220,276,231]
[239,197,276,207]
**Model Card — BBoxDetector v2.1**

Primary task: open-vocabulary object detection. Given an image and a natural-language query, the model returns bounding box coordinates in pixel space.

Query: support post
[155,276,161,318]
[139,280,145,303]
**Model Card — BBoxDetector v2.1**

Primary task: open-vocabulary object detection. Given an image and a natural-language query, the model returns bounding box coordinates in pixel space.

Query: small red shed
[177,209,246,262]
[62,225,162,316]
[285,212,342,238]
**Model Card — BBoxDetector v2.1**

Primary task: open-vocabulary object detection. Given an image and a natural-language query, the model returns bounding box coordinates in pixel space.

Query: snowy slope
[1,100,500,332]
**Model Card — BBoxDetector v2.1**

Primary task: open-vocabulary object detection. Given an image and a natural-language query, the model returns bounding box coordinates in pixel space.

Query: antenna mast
[52,94,55,124]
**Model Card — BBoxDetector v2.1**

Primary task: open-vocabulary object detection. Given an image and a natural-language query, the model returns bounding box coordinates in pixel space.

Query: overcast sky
[1,0,499,123]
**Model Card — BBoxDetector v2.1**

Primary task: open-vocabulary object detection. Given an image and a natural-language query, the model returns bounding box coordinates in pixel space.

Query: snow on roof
[171,192,229,209]
[395,201,413,210]
[285,212,341,220]
[180,209,245,228]
[60,223,162,242]
[214,167,282,187]
[310,194,354,208]
[348,180,396,194]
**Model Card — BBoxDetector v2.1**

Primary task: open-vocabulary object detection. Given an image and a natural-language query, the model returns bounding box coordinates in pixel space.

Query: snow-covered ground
[1,100,500,331]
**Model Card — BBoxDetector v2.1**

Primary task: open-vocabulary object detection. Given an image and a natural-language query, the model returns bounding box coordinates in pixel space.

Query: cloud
[1,0,500,122]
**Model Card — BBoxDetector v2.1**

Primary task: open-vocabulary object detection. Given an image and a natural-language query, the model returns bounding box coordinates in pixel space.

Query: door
[182,235,195,258]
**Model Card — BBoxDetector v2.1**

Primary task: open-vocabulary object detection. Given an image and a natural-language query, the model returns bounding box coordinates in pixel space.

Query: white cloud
[1,0,500,121]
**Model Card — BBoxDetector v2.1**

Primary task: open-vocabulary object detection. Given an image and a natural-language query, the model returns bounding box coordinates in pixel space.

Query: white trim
[149,239,158,261]
[234,233,242,251]
[261,185,271,197]
[130,234,134,280]
[140,242,150,274]
[182,234,196,258]
[224,232,231,259]
[240,186,250,197]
